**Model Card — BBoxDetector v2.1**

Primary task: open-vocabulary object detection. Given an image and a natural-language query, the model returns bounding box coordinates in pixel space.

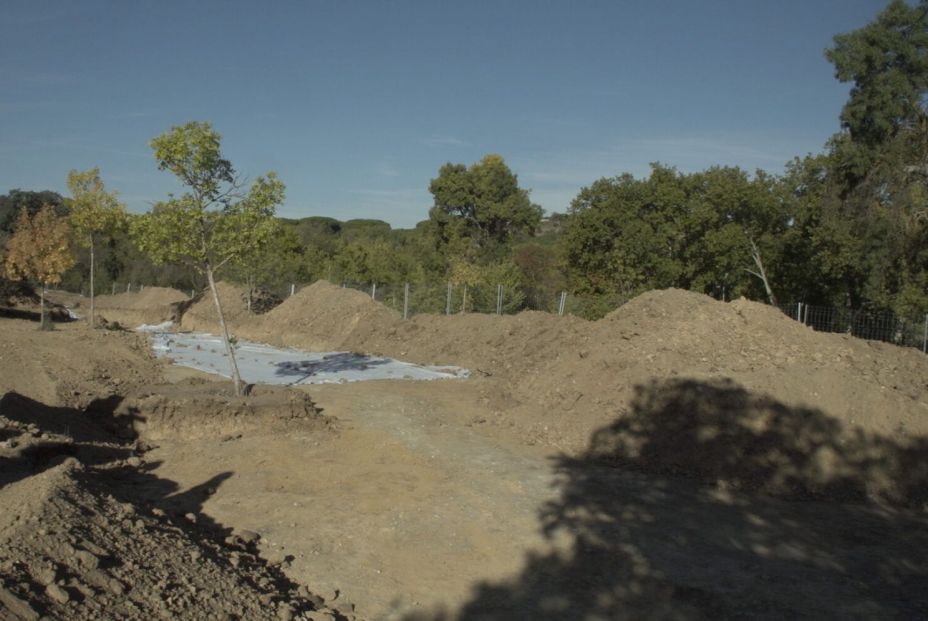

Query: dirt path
[139,373,928,620]
[142,378,562,619]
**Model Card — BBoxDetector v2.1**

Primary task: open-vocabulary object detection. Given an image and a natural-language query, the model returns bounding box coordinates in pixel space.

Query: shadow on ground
[408,377,928,620]
[275,352,390,384]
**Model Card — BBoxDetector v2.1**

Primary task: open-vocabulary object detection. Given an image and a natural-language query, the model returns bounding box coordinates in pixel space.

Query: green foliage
[562,164,791,312]
[133,122,285,275]
[0,190,67,238]
[428,154,542,257]
[826,0,928,157]
[133,121,284,396]
[67,168,126,248]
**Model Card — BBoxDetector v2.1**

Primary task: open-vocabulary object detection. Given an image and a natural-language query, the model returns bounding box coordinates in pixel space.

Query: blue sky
[1,0,889,228]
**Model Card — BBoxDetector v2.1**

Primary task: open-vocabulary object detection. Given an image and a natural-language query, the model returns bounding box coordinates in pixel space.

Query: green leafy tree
[67,168,127,326]
[4,205,75,328]
[132,121,285,395]
[826,1,928,175]
[428,154,542,258]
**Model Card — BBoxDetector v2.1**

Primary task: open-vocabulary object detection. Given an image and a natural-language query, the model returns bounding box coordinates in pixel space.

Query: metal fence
[329,281,574,319]
[778,301,928,353]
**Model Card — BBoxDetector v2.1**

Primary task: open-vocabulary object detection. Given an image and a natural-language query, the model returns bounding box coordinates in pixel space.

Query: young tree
[67,167,127,326]
[132,121,285,396]
[3,205,75,328]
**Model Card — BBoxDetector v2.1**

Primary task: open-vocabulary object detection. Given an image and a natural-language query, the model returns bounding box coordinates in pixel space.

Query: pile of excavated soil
[92,287,190,327]
[0,378,356,620]
[179,282,256,334]
[246,281,402,352]
[0,319,163,410]
[198,282,928,478]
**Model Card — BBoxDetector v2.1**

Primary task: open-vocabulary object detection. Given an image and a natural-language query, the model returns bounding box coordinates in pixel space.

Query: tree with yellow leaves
[4,205,75,328]
[67,168,126,327]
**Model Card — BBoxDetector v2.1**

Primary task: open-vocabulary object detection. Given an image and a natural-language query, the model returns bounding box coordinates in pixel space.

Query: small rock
[0,585,39,620]
[45,583,70,604]
[74,549,99,569]
[33,565,57,587]
[184,513,197,524]
[276,604,294,621]
[126,456,141,467]
[236,529,261,544]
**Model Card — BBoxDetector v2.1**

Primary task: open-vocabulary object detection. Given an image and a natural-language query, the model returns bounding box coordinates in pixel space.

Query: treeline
[1,1,926,321]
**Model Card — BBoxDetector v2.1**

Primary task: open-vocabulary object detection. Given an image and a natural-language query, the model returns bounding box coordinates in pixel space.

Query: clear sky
[1,0,890,228]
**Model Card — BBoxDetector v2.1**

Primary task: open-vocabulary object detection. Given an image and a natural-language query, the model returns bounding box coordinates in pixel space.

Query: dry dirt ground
[2,285,928,620]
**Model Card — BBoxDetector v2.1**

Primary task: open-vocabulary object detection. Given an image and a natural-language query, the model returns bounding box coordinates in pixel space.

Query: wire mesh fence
[778,301,928,353]
[328,280,572,318]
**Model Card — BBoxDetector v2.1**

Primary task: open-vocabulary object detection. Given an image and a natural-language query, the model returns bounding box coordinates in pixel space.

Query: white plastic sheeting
[137,323,469,385]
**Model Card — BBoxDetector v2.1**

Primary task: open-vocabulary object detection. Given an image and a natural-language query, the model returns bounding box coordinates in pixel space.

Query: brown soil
[91,287,190,328]
[180,282,263,333]
[187,282,928,459]
[4,283,928,619]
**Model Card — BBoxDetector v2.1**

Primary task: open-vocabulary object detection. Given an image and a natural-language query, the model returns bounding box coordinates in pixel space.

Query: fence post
[923,314,927,353]
[446,282,452,315]
[371,283,376,300]
[796,302,802,321]
[126,282,131,293]
[496,284,503,315]
[558,291,567,316]
[403,283,409,320]
[112,283,116,295]
[290,283,295,297]
[803,304,809,325]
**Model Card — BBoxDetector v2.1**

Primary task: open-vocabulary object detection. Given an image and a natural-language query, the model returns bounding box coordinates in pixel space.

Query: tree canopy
[428,154,542,256]
[132,121,285,395]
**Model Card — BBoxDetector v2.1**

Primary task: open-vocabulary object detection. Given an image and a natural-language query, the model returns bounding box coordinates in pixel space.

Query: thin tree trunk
[205,265,244,396]
[746,237,777,306]
[89,238,95,327]
[40,285,46,329]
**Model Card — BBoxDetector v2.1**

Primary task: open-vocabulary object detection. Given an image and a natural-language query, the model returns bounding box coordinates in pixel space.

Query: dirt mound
[179,282,254,333]
[159,282,928,470]
[505,289,928,452]
[0,383,356,621]
[0,461,355,620]
[118,379,334,442]
[0,319,163,410]
[583,377,928,506]
[93,287,190,327]
[248,281,402,351]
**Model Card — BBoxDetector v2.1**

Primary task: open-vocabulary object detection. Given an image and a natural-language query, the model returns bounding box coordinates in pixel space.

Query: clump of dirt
[179,282,254,333]
[118,379,335,442]
[93,287,190,327]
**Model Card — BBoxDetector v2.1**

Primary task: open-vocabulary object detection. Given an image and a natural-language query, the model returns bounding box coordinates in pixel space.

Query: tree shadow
[408,378,928,620]
[274,351,391,383]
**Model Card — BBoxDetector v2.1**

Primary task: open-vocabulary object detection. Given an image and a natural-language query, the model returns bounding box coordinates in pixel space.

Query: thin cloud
[374,163,400,178]
[421,135,466,147]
